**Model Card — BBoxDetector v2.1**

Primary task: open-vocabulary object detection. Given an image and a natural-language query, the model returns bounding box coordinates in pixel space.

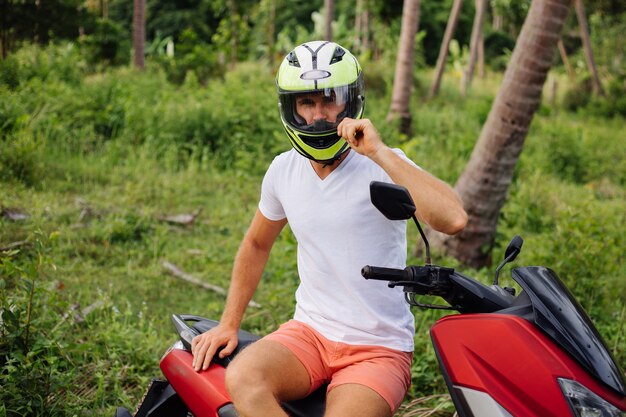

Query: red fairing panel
[160,349,231,417]
[431,314,626,416]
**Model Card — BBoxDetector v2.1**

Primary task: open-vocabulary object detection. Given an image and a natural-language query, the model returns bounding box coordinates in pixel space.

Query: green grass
[1,58,625,416]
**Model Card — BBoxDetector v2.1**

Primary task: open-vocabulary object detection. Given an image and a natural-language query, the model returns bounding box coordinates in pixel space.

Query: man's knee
[225,351,263,400]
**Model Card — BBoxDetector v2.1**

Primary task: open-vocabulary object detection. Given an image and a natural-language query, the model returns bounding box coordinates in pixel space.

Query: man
[191,41,467,417]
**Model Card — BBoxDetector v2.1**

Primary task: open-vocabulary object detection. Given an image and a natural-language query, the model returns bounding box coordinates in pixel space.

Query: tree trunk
[324,0,334,41]
[387,0,421,135]
[229,0,237,70]
[478,29,485,78]
[427,0,573,268]
[574,0,603,95]
[354,0,363,53]
[557,38,574,77]
[493,12,503,31]
[132,0,145,70]
[362,8,370,51]
[429,0,463,99]
[461,0,488,96]
[268,0,276,67]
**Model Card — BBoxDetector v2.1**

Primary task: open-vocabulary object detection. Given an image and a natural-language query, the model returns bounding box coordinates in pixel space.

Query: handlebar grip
[361,265,409,281]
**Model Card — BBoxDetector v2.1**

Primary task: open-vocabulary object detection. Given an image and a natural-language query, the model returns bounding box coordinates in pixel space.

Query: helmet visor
[278,78,364,135]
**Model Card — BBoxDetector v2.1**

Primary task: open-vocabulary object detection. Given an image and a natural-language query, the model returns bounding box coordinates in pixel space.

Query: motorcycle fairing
[511,266,626,396]
[163,316,327,417]
[452,386,513,417]
[431,314,626,416]
[161,349,231,417]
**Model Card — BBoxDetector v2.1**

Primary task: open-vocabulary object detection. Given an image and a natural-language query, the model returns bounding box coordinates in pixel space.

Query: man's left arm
[337,118,468,235]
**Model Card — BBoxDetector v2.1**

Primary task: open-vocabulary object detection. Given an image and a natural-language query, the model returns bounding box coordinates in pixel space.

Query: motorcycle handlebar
[362,264,515,313]
[361,265,409,281]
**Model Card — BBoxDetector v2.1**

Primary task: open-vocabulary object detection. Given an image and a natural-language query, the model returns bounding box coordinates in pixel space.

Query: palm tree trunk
[387,0,421,135]
[362,8,370,51]
[557,38,574,77]
[461,0,488,96]
[478,29,485,78]
[132,0,145,70]
[268,0,276,67]
[429,0,463,99]
[574,0,603,95]
[493,12,503,31]
[354,0,363,53]
[427,0,573,267]
[229,0,238,70]
[324,0,334,41]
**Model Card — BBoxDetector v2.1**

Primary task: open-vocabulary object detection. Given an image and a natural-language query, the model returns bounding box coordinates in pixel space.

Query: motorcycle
[115,181,626,417]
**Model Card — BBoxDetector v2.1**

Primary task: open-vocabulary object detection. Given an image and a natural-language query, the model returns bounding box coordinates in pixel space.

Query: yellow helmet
[276,41,365,162]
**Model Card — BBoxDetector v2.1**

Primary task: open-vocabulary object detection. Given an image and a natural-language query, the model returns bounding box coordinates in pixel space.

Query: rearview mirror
[504,235,523,262]
[369,181,431,265]
[493,235,524,285]
[369,181,416,221]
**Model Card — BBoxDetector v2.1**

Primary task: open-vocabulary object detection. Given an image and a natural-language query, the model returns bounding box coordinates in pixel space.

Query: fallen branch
[158,208,203,226]
[0,240,29,252]
[53,300,106,332]
[162,260,261,308]
[1,207,30,221]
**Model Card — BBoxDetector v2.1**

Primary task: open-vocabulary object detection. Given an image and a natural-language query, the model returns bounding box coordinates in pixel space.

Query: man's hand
[191,324,239,372]
[337,118,386,159]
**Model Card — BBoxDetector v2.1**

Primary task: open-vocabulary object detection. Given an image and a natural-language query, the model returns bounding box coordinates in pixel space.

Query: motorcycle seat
[192,318,261,367]
[191,318,327,417]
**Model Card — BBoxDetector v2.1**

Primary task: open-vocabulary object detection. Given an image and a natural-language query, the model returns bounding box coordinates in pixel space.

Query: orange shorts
[263,320,413,413]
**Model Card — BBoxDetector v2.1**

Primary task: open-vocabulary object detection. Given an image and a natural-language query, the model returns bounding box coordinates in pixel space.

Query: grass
[1,59,625,416]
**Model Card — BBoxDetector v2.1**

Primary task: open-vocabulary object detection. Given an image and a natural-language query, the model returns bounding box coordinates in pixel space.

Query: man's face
[295,91,346,125]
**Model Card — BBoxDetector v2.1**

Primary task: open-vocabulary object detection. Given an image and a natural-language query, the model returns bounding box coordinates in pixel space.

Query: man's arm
[191,210,287,371]
[337,118,467,235]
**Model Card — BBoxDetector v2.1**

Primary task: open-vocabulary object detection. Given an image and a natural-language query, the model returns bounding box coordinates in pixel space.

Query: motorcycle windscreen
[511,266,626,396]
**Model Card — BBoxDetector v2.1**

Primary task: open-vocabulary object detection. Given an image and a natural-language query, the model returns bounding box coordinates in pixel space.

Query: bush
[80,18,131,67]
[585,76,626,118]
[500,175,625,317]
[524,114,626,186]
[0,89,28,138]
[153,28,223,85]
[0,56,21,90]
[0,232,73,417]
[562,76,593,111]
[142,62,282,170]
[484,30,516,63]
[0,43,85,88]
[0,133,42,186]
[562,73,626,118]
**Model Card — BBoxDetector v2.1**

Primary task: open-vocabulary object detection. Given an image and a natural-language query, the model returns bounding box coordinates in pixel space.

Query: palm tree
[574,0,603,95]
[461,0,488,95]
[387,0,421,135]
[428,0,573,267]
[229,0,238,69]
[429,0,463,99]
[132,0,145,70]
[324,0,334,41]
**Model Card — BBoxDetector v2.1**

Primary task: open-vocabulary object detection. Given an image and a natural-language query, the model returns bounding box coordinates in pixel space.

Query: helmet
[276,41,365,162]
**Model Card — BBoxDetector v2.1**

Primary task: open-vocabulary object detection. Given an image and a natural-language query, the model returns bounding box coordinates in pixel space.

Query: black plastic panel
[511,266,626,396]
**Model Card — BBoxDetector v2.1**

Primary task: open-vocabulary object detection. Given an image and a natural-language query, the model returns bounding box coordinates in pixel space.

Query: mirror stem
[412,215,431,265]
[493,251,518,286]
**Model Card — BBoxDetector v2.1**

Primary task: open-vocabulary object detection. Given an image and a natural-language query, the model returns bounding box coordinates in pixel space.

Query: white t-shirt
[259,149,415,352]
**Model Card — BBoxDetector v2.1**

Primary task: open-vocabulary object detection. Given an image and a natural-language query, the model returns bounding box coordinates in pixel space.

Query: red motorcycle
[115,181,626,417]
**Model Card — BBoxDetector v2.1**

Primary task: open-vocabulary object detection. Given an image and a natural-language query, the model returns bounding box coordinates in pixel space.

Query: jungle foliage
[1,1,625,415]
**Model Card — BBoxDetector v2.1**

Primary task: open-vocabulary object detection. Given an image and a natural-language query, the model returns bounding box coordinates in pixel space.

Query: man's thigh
[325,384,392,417]
[226,339,312,402]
